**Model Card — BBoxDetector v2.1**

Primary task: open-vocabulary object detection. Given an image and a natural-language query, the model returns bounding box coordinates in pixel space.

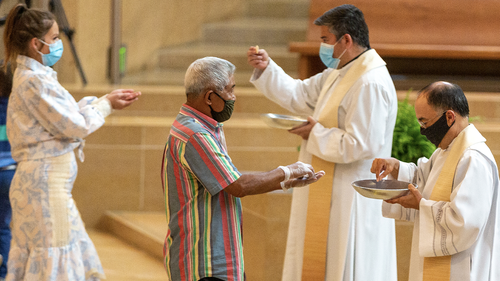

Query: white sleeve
[418,149,496,257]
[23,79,108,140]
[305,81,393,163]
[250,58,333,116]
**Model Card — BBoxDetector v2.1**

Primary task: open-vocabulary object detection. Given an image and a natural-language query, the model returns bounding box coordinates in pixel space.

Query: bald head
[417,81,469,118]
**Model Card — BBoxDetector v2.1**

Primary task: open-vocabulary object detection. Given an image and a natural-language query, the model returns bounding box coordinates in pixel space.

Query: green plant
[391,90,436,164]
[469,115,483,123]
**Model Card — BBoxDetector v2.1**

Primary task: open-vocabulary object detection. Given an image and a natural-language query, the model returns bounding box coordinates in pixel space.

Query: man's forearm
[224,168,285,197]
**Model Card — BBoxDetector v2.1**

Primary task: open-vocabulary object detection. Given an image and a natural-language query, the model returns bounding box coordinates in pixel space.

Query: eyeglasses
[418,111,446,129]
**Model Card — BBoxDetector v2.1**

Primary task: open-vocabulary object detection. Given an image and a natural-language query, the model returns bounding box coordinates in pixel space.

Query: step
[246,0,310,19]
[397,90,500,122]
[94,115,304,161]
[120,68,299,88]
[202,18,308,45]
[73,115,301,228]
[66,85,294,117]
[65,84,500,121]
[99,211,166,260]
[88,229,166,281]
[156,43,299,72]
[99,200,412,281]
[101,190,294,281]
[392,74,500,93]
[73,112,500,236]
[475,122,500,151]
[94,114,500,171]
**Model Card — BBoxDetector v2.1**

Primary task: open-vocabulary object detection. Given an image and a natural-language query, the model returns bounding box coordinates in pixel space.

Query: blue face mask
[37,39,64,66]
[319,40,347,69]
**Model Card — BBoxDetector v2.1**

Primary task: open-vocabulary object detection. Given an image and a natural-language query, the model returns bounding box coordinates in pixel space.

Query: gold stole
[301,49,386,280]
[422,125,485,281]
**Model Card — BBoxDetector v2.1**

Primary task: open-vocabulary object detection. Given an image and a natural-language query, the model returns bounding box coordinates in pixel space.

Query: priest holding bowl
[369,81,500,281]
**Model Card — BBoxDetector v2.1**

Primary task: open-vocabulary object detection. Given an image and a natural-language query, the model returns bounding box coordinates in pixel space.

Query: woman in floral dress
[2,4,140,280]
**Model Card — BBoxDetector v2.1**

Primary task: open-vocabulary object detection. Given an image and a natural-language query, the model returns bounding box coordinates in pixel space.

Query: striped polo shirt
[162,105,243,281]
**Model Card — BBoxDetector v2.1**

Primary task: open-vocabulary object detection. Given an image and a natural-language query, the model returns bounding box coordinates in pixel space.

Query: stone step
[99,211,166,261]
[100,191,294,281]
[475,122,500,151]
[202,18,308,45]
[86,114,500,170]
[156,43,299,72]
[398,91,500,122]
[87,229,166,280]
[66,84,500,121]
[73,108,500,233]
[392,74,500,93]
[246,0,310,19]
[100,205,412,281]
[120,68,298,87]
[67,85,294,117]
[74,115,301,227]
[99,115,303,150]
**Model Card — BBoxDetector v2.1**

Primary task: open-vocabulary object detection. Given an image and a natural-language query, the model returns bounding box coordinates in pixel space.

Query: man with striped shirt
[161,57,325,281]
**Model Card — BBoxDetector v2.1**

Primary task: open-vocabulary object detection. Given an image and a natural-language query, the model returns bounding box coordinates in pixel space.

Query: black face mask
[420,113,454,147]
[209,92,235,123]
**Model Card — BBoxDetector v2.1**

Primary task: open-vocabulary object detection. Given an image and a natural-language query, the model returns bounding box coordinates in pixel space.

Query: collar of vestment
[317,48,386,128]
[16,55,57,80]
[430,124,485,201]
[336,57,355,78]
[180,104,222,132]
[339,47,371,71]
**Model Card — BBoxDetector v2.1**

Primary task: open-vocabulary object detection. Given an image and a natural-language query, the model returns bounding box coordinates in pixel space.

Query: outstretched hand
[286,161,315,179]
[282,171,326,189]
[107,89,141,110]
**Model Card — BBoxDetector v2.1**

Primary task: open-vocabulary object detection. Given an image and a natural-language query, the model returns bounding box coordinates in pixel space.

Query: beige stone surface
[58,0,246,84]
[89,229,166,281]
[143,149,166,211]
[74,148,143,227]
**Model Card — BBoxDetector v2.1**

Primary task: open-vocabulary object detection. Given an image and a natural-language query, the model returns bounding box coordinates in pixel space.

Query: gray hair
[184,57,236,100]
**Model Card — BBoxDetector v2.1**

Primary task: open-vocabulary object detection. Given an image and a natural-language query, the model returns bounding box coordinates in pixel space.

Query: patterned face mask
[210,92,235,123]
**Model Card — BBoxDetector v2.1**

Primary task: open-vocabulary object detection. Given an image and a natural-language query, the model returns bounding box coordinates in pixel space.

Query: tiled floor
[88,230,166,281]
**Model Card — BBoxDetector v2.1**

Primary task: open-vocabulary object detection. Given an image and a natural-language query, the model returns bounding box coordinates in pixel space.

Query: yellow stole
[422,125,485,281]
[301,49,386,280]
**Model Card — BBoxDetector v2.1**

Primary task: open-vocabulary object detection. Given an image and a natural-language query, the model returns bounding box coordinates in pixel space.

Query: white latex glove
[281,161,315,180]
[279,161,325,190]
[281,171,326,189]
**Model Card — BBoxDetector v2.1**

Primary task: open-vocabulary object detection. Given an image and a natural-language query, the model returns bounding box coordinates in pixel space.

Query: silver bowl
[260,113,307,130]
[351,179,413,200]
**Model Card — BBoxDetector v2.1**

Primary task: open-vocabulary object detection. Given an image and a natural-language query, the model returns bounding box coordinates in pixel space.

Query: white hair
[184,57,236,99]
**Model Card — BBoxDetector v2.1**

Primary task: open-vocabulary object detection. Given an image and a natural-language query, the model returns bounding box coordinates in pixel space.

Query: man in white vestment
[247,4,398,281]
[372,81,500,281]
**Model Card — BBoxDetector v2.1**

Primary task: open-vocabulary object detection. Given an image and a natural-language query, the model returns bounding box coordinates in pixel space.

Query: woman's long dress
[6,55,113,281]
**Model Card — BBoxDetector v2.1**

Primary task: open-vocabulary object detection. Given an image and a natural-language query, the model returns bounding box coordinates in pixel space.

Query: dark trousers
[199,278,224,281]
[0,169,14,278]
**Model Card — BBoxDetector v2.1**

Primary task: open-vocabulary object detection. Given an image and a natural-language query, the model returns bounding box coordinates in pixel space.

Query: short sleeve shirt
[162,105,243,281]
